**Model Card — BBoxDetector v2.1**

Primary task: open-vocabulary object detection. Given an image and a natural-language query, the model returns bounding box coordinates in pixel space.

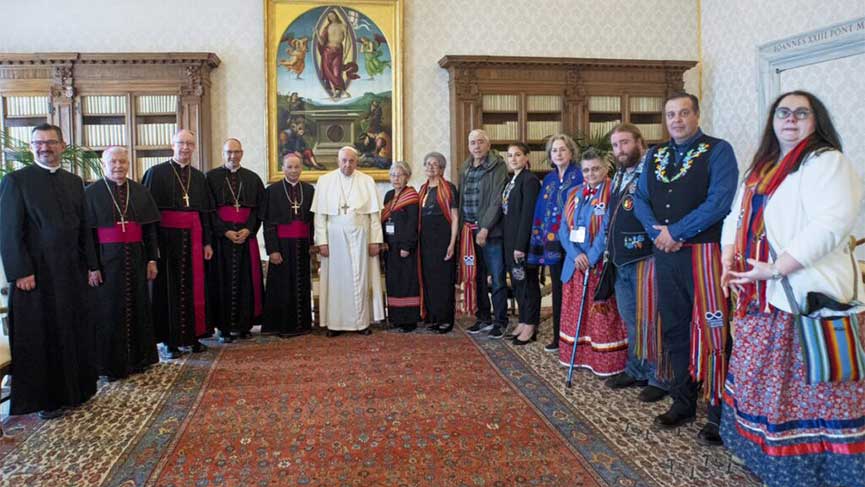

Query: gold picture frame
[265,0,403,182]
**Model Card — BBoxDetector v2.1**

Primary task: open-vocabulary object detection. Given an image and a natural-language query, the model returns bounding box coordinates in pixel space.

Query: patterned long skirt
[558,267,627,376]
[720,308,865,487]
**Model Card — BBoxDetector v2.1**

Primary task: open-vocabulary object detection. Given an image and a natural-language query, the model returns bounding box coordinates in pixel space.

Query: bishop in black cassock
[261,153,315,336]
[206,139,265,342]
[86,147,161,380]
[141,129,214,358]
[0,124,97,417]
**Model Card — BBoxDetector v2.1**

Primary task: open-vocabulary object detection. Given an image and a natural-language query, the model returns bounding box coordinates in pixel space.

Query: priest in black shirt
[86,146,160,379]
[0,123,98,418]
[205,139,265,342]
[142,129,214,359]
[260,152,315,336]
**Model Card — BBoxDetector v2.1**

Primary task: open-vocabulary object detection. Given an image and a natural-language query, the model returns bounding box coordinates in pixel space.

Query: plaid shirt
[460,163,484,223]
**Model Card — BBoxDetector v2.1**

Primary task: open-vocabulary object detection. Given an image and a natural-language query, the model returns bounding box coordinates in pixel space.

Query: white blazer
[721,150,864,315]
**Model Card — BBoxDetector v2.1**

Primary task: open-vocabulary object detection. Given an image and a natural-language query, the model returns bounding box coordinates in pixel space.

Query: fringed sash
[732,137,810,317]
[458,222,479,316]
[381,186,419,222]
[634,257,664,371]
[689,242,729,405]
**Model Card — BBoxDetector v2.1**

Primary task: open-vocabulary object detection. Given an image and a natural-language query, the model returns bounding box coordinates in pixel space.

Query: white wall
[0,0,698,187]
[701,0,865,254]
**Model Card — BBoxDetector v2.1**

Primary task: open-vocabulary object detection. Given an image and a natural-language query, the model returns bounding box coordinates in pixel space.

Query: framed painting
[265,0,403,182]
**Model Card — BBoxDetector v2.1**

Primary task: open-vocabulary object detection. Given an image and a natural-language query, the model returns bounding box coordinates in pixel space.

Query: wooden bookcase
[0,52,220,181]
[439,55,696,180]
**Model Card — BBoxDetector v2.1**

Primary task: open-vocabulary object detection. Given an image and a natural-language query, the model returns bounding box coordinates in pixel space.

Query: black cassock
[382,188,421,326]
[260,179,314,336]
[142,160,213,348]
[85,178,160,379]
[206,167,265,337]
[0,166,97,414]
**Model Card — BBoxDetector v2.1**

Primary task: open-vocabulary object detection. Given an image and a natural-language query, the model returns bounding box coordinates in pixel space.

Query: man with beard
[0,124,97,418]
[601,125,668,403]
[206,139,265,342]
[86,146,160,379]
[142,129,214,359]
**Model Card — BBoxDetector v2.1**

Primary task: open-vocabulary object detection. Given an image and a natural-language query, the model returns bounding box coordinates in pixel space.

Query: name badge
[385,222,395,235]
[570,226,586,243]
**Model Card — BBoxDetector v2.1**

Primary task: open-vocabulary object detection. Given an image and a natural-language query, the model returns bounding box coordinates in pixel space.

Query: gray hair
[101,146,129,161]
[389,160,412,178]
[468,129,490,143]
[545,134,578,166]
[423,151,447,170]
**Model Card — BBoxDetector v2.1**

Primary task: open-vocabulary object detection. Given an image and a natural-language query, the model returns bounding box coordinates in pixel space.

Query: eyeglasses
[774,107,812,120]
[30,140,61,147]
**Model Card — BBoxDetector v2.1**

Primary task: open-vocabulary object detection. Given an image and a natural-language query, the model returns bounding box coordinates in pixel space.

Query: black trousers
[508,258,540,325]
[654,247,726,423]
[549,261,564,340]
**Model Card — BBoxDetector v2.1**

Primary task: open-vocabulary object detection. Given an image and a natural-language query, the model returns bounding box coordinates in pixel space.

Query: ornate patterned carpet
[0,319,762,487]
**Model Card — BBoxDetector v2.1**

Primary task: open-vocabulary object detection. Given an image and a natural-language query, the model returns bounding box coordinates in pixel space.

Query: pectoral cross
[118,215,127,233]
[183,193,191,207]
[291,203,301,214]
[340,203,350,215]
[234,200,241,212]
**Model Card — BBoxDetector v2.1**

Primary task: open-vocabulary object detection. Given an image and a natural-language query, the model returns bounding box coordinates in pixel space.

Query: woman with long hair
[720,90,865,487]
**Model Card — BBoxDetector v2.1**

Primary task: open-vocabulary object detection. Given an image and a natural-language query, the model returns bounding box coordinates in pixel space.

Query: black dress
[418,182,458,327]
[382,187,421,328]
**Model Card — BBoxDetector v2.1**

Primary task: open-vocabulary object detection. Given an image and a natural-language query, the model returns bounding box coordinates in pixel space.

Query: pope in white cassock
[311,146,385,335]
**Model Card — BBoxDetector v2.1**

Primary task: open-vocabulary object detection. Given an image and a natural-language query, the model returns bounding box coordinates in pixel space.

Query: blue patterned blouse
[527,162,583,266]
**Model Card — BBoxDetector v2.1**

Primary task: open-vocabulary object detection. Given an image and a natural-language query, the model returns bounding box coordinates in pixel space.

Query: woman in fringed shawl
[720,91,865,487]
[557,150,627,375]
[417,152,459,333]
[382,161,421,332]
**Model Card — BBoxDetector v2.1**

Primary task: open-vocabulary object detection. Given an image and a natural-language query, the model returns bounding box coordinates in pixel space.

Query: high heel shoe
[512,329,537,346]
[435,323,453,334]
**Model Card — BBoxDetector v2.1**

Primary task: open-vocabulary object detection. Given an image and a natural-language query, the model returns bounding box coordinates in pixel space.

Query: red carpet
[148,333,603,485]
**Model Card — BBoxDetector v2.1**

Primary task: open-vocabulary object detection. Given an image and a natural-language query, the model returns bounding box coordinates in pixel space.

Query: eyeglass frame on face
[30,140,61,147]
[774,107,812,121]
[581,165,606,174]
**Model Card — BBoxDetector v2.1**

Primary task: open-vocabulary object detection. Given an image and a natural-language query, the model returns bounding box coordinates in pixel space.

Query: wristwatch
[769,265,783,281]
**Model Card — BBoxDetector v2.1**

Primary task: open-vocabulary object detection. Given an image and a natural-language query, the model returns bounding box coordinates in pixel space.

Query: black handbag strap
[769,236,859,316]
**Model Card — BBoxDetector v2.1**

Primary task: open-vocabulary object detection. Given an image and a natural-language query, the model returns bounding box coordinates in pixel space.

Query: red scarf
[381,186,419,222]
[417,180,453,224]
[563,178,611,244]
[733,137,810,317]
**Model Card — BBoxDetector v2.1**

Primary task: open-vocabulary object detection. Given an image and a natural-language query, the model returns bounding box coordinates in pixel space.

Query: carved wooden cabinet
[439,55,696,179]
[0,52,220,180]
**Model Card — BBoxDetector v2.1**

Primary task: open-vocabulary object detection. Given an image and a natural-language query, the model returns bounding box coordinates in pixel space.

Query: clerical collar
[171,158,190,168]
[34,160,61,173]
[225,165,240,173]
[284,178,300,186]
[340,171,354,180]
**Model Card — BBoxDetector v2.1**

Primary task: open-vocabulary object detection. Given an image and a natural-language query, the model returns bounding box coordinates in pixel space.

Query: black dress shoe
[512,331,537,346]
[38,409,64,420]
[435,323,453,334]
[654,406,696,429]
[604,373,647,390]
[191,341,208,353]
[326,329,342,337]
[358,328,372,336]
[234,331,252,340]
[638,385,669,403]
[426,322,441,331]
[218,335,234,344]
[696,422,723,447]
[398,324,417,333]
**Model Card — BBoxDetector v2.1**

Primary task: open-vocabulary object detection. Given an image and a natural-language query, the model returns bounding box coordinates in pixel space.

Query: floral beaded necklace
[653,142,710,183]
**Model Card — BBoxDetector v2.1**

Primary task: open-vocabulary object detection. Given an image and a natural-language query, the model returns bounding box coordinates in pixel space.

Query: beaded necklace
[653,142,710,183]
